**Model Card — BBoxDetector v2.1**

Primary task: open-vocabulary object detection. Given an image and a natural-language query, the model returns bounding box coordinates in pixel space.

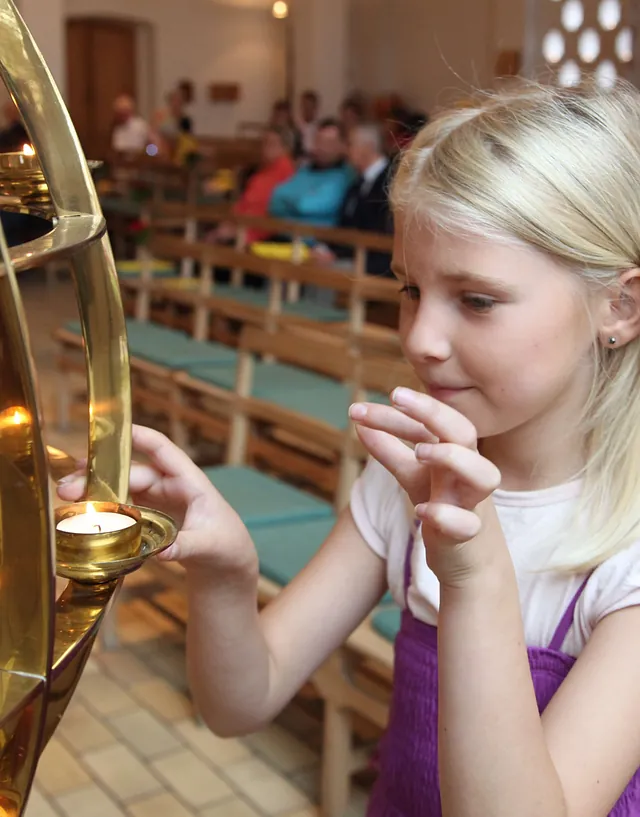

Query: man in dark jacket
[313,123,393,276]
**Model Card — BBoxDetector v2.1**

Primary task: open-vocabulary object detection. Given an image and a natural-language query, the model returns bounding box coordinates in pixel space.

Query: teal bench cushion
[116,260,177,278]
[251,516,337,586]
[186,360,338,396]
[188,360,388,430]
[371,607,402,642]
[282,300,347,323]
[212,285,347,323]
[64,319,237,369]
[203,465,333,527]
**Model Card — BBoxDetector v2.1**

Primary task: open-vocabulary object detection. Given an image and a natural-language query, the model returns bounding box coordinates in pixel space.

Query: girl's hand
[349,388,504,587]
[57,425,257,578]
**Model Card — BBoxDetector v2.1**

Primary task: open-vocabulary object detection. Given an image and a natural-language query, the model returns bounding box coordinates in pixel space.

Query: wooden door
[67,19,137,159]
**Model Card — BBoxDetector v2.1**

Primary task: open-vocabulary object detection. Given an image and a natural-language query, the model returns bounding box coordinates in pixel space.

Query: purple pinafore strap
[367,525,640,817]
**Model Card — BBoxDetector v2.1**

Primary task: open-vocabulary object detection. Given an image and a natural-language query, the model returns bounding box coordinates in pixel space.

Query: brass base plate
[56,506,177,583]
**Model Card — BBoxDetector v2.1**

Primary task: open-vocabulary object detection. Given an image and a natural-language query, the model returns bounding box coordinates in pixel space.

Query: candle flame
[86,502,97,516]
[0,406,30,426]
[22,143,35,156]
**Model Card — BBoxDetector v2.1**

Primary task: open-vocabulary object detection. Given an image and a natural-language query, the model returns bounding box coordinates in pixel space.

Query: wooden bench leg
[321,701,353,817]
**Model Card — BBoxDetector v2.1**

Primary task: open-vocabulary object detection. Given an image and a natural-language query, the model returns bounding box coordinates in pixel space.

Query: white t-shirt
[351,458,640,657]
[112,116,150,153]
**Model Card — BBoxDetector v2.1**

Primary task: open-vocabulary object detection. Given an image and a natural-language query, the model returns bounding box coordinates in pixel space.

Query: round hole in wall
[578,28,601,61]
[562,0,585,32]
[543,30,566,63]
[598,0,621,30]
[615,27,633,61]
[558,59,582,85]
[595,59,618,88]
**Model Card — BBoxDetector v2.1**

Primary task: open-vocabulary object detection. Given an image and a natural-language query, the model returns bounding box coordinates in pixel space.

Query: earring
[608,337,617,346]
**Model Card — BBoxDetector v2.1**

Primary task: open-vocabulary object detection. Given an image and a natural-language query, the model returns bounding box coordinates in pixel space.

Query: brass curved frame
[0,2,147,813]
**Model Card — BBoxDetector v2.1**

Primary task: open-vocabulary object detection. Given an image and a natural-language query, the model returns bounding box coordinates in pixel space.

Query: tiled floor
[18,270,369,817]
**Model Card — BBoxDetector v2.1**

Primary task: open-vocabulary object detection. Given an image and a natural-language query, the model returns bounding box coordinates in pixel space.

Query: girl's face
[393,221,597,441]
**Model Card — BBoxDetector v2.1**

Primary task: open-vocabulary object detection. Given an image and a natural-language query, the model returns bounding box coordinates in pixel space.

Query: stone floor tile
[290,767,321,802]
[35,738,91,796]
[110,709,181,759]
[82,744,162,802]
[232,773,311,815]
[57,702,115,753]
[223,757,277,787]
[127,792,193,817]
[75,673,138,717]
[130,678,193,722]
[24,788,60,817]
[244,724,318,773]
[199,798,261,817]
[55,784,125,817]
[98,649,156,686]
[151,749,233,808]
[173,719,252,767]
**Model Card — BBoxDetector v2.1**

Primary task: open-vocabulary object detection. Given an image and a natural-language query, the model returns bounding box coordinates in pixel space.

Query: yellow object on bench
[250,242,310,262]
[116,259,176,277]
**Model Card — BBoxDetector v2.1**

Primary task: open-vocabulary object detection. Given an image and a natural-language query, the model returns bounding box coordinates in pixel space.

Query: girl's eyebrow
[390,263,518,297]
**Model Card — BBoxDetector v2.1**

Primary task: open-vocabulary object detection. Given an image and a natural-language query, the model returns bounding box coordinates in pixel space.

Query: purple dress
[367,531,640,816]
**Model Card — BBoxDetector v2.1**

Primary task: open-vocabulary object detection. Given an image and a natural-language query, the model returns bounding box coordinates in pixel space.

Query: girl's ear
[599,269,640,349]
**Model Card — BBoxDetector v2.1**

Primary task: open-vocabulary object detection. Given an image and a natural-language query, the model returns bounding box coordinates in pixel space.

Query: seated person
[268,118,354,228]
[313,123,393,276]
[208,127,295,244]
[269,99,303,159]
[111,95,150,157]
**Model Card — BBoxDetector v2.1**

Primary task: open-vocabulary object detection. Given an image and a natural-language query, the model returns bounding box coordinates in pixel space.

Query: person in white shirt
[111,95,150,155]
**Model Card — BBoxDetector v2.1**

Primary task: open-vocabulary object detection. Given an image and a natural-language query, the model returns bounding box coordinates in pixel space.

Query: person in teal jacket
[268,118,355,228]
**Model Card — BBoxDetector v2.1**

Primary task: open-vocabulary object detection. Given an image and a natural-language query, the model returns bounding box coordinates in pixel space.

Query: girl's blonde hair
[391,80,640,572]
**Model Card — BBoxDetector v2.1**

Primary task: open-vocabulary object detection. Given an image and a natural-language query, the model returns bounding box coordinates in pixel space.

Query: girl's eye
[399,285,420,301]
[461,294,497,313]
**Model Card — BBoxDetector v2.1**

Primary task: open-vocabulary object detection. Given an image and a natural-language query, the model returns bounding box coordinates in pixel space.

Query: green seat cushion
[117,260,177,278]
[203,465,333,527]
[282,300,347,323]
[186,360,339,395]
[214,284,270,307]
[212,285,347,323]
[251,516,337,585]
[371,607,402,642]
[189,360,388,429]
[64,319,237,369]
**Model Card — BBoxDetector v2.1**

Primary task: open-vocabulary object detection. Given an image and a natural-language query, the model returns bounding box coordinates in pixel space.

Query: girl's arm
[187,506,388,736]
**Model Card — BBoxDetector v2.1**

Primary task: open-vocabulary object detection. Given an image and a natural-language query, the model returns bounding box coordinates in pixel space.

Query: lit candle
[0,406,32,459]
[0,405,30,430]
[22,143,35,156]
[56,502,136,534]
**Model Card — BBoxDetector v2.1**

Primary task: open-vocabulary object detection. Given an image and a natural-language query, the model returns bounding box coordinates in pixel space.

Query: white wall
[19,0,67,96]
[65,0,285,135]
[349,0,524,113]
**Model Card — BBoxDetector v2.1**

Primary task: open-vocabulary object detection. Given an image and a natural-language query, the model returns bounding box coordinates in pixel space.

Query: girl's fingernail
[349,404,367,420]
[58,474,79,485]
[392,387,414,406]
[415,443,434,460]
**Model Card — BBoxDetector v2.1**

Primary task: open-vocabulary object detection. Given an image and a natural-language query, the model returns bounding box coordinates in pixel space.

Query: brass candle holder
[0,146,102,218]
[0,145,51,217]
[55,501,177,584]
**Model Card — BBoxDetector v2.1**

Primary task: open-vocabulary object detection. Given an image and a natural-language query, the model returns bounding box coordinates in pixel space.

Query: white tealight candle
[56,511,136,534]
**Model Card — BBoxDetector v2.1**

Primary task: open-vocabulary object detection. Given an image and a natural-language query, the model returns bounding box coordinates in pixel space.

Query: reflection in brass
[0,2,178,814]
